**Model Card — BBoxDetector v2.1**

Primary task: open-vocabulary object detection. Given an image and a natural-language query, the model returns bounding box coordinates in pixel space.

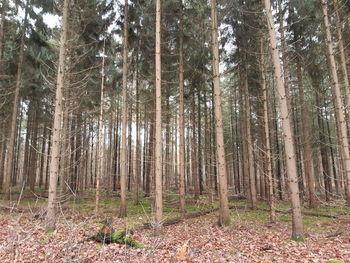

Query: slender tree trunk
[0,0,5,61]
[295,53,316,208]
[95,38,106,214]
[264,0,304,238]
[241,81,250,204]
[127,104,133,192]
[39,125,47,188]
[29,109,39,191]
[260,37,276,222]
[3,0,29,198]
[45,0,69,231]
[154,0,163,232]
[191,88,199,200]
[243,67,257,209]
[119,0,129,217]
[178,1,186,214]
[211,0,230,226]
[321,0,350,204]
[45,132,51,190]
[197,88,203,194]
[134,47,141,205]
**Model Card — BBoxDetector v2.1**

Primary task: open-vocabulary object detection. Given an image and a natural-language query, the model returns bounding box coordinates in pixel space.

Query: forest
[0,0,350,262]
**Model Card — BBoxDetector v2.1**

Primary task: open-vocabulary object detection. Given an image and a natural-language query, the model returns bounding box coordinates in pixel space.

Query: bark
[243,68,257,209]
[260,37,276,222]
[119,0,129,217]
[134,47,141,205]
[178,1,186,214]
[127,103,133,192]
[154,0,163,232]
[264,0,304,238]
[45,0,69,231]
[241,83,250,203]
[321,0,350,204]
[95,38,106,214]
[0,0,5,60]
[197,88,203,194]
[211,0,230,226]
[191,88,199,200]
[38,125,47,188]
[295,53,316,208]
[29,108,39,191]
[3,0,29,198]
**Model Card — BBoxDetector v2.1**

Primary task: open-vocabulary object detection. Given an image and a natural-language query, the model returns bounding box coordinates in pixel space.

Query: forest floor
[0,190,349,263]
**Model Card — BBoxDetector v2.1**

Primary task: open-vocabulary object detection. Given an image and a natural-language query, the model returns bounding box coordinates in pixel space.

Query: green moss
[92,227,143,248]
[123,236,143,248]
[46,229,55,235]
[291,236,305,242]
[329,259,344,263]
[111,230,126,240]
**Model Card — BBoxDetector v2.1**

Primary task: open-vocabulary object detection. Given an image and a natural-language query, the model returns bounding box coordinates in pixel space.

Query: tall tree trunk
[134,46,141,205]
[39,125,47,188]
[3,0,29,198]
[178,1,186,214]
[119,0,129,217]
[295,53,316,208]
[197,88,203,194]
[264,0,304,238]
[0,0,5,61]
[29,108,39,192]
[154,0,163,232]
[95,38,106,214]
[45,0,69,231]
[211,0,230,226]
[260,37,276,222]
[243,67,257,209]
[321,0,350,204]
[191,87,199,200]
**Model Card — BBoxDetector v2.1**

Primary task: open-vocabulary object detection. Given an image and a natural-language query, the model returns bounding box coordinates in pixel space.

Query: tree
[45,0,70,231]
[154,0,163,232]
[264,0,304,238]
[119,0,129,218]
[178,0,186,215]
[95,37,106,214]
[211,0,230,226]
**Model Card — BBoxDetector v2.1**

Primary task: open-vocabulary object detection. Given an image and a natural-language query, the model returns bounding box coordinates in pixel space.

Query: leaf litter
[0,207,349,263]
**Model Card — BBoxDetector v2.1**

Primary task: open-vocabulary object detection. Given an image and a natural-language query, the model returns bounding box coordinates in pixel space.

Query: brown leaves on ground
[0,208,349,263]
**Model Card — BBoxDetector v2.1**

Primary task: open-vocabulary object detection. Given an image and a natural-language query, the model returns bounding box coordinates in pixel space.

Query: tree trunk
[45,0,69,231]
[321,0,350,204]
[119,0,129,217]
[95,38,106,214]
[154,0,163,233]
[243,67,257,209]
[260,37,276,222]
[134,46,141,205]
[191,87,199,200]
[178,1,186,214]
[29,108,39,192]
[211,0,230,226]
[295,53,316,208]
[0,0,5,60]
[264,0,304,238]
